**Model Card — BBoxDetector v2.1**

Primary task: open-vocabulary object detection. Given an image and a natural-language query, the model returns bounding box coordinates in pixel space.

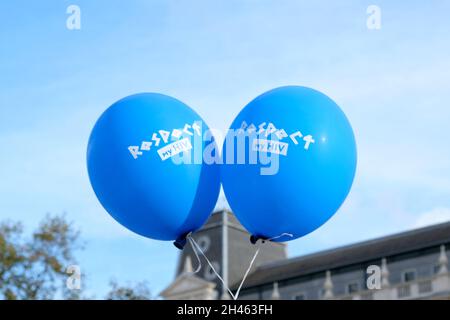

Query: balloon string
[188,236,239,299]
[266,233,293,241]
[232,247,260,300]
[187,235,202,274]
[187,232,293,300]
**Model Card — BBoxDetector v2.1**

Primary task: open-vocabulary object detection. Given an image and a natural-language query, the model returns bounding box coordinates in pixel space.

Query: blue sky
[1,0,450,298]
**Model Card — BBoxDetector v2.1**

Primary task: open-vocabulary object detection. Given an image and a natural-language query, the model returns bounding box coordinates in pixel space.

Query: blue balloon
[87,93,220,242]
[221,86,357,242]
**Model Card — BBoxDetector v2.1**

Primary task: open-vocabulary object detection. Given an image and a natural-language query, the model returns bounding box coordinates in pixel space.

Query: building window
[418,280,432,294]
[398,284,411,298]
[292,293,306,300]
[318,288,326,299]
[346,282,360,294]
[402,269,417,283]
[433,264,441,275]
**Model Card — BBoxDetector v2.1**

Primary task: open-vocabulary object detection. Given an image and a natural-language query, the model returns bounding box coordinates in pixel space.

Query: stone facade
[160,211,450,300]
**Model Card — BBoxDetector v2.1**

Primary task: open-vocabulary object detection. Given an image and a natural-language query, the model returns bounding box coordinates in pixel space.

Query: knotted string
[187,232,293,300]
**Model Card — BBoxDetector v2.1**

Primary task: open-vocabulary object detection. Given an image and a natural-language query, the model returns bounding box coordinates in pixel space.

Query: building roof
[234,221,450,290]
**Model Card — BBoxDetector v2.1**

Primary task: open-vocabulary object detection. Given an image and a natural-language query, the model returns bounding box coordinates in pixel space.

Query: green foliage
[0,214,82,300]
[0,214,152,300]
[106,280,152,300]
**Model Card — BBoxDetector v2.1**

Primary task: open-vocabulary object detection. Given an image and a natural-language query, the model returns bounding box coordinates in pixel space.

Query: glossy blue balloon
[221,86,357,242]
[87,93,220,241]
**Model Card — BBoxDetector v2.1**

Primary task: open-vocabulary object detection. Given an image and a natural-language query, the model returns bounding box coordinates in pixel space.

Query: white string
[187,232,293,300]
[186,236,202,274]
[188,236,238,299]
[232,247,260,300]
[266,233,293,242]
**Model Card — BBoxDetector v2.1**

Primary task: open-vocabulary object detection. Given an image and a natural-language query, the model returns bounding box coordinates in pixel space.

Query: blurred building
[160,210,450,300]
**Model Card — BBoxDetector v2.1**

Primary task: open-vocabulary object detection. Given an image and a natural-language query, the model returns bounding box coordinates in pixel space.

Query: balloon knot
[173,232,192,250]
[249,235,268,245]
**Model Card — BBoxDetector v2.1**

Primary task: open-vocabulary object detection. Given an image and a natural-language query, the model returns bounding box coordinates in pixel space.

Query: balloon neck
[173,232,192,250]
[249,235,268,245]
